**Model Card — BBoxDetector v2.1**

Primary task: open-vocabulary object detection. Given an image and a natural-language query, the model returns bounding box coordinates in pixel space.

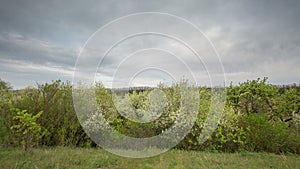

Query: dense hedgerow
[0,78,299,153]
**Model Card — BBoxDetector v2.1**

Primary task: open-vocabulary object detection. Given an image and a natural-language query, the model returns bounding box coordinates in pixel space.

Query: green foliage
[0,80,13,146]
[10,108,45,151]
[241,113,290,153]
[1,80,92,148]
[227,77,278,115]
[208,107,247,152]
[274,87,300,122]
[0,79,12,91]
[0,77,299,154]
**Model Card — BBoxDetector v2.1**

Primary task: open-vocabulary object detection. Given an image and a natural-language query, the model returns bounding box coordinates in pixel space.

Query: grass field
[0,147,299,169]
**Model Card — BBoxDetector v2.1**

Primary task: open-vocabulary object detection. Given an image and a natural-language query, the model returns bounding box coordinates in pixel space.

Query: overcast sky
[0,0,299,89]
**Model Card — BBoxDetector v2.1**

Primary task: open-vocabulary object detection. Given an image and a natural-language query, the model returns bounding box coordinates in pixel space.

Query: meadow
[1,147,300,169]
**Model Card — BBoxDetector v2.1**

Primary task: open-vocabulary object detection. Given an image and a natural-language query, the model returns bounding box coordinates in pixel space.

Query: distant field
[0,147,299,169]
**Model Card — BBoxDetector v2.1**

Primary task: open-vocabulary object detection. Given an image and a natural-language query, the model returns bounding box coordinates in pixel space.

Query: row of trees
[0,78,299,153]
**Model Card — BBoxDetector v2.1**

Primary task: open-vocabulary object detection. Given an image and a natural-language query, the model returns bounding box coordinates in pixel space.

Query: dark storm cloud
[0,0,299,88]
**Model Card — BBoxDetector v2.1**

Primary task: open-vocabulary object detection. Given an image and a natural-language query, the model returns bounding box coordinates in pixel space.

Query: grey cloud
[0,32,77,67]
[0,0,299,88]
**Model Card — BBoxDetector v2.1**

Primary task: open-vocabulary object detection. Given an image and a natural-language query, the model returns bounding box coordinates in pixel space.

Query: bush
[241,113,290,153]
[10,108,45,151]
[206,107,247,152]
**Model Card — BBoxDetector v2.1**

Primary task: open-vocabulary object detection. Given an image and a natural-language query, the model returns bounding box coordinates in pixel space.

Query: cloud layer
[0,0,299,88]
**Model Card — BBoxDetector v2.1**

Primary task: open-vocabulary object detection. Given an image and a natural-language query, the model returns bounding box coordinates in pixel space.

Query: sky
[0,0,300,89]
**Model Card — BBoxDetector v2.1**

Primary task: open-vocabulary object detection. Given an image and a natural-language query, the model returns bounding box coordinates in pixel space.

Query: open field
[0,147,299,169]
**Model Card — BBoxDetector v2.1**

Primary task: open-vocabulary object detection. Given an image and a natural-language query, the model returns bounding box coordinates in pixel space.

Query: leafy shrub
[10,108,45,151]
[207,107,247,152]
[241,113,290,153]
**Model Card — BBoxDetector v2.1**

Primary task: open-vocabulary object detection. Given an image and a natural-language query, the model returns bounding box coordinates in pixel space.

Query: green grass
[0,147,299,169]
